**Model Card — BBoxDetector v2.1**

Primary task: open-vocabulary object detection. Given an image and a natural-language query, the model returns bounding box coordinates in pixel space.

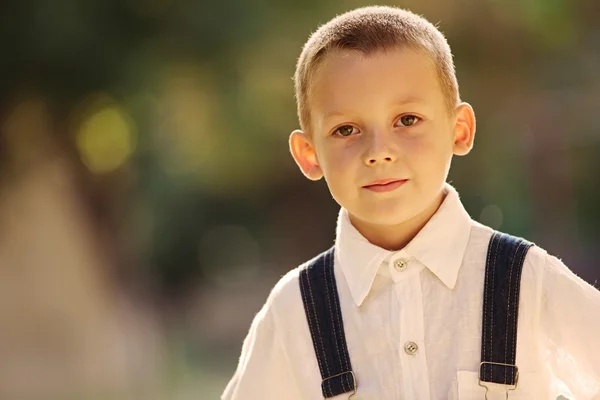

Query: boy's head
[294,6,459,132]
[289,6,476,241]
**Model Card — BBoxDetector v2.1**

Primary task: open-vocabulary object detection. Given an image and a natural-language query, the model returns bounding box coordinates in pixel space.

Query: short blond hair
[294,6,460,132]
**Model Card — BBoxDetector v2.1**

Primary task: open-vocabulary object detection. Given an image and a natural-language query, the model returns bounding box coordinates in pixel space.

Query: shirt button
[393,259,408,271]
[404,341,419,356]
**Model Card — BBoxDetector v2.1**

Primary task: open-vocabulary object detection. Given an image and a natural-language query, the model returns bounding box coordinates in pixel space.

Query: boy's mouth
[363,179,408,192]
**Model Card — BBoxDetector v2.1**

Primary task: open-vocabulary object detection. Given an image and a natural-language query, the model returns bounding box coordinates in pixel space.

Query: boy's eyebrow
[391,96,426,106]
[322,96,427,121]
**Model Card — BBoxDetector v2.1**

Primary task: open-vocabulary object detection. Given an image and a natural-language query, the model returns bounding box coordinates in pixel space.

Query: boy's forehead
[314,46,436,86]
[308,48,441,115]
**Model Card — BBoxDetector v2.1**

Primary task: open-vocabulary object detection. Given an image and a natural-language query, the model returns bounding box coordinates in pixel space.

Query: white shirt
[221,184,600,400]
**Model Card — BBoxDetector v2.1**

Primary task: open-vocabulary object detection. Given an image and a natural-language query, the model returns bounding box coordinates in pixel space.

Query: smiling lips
[363,179,408,192]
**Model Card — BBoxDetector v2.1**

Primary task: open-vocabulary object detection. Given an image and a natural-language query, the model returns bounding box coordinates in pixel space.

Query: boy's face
[290,47,475,230]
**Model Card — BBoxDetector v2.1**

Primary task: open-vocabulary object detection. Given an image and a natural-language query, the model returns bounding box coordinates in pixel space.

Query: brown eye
[335,125,356,137]
[398,115,420,127]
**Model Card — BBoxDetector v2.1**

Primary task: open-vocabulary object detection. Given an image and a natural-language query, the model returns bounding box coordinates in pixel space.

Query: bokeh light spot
[76,104,137,174]
[479,204,504,230]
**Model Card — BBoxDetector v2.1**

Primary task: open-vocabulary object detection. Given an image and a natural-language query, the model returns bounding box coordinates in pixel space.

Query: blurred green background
[0,0,599,399]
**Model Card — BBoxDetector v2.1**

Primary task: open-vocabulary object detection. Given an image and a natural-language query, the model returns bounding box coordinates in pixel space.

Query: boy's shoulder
[262,250,329,321]
[470,219,568,277]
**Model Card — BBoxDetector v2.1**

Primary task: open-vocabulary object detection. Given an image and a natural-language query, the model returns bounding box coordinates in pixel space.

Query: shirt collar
[335,183,472,307]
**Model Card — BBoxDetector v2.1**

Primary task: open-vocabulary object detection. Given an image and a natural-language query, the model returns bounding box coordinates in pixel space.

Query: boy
[222,6,600,399]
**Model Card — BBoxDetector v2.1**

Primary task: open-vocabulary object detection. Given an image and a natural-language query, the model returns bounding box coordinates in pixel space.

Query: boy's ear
[452,102,476,156]
[289,130,323,181]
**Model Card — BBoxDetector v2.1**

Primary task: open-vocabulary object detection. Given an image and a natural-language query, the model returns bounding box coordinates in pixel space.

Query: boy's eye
[397,115,420,127]
[335,125,358,137]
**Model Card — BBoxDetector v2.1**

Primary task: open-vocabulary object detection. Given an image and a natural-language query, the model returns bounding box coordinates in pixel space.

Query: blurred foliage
[1,0,599,297]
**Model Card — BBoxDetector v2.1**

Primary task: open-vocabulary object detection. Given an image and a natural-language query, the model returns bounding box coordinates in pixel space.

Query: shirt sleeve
[221,300,301,400]
[540,254,600,399]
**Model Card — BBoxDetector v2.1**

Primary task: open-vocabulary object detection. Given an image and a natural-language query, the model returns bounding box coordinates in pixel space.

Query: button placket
[396,269,430,399]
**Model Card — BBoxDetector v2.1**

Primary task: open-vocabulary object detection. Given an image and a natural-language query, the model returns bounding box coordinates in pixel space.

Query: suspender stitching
[489,233,501,381]
[511,243,530,383]
[322,250,347,392]
[481,233,532,386]
[301,269,333,397]
[305,267,333,397]
[329,250,353,390]
[504,239,526,384]
[328,250,352,392]
[300,269,324,382]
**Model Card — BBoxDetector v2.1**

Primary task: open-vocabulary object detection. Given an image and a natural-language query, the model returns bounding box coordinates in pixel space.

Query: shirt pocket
[454,370,543,400]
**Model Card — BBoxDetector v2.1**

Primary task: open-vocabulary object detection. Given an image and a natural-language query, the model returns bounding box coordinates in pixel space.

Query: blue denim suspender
[299,246,356,398]
[299,232,533,398]
[479,231,533,392]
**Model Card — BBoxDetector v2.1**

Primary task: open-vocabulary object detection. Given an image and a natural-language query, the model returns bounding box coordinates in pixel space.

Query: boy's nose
[364,135,397,165]
[366,155,394,165]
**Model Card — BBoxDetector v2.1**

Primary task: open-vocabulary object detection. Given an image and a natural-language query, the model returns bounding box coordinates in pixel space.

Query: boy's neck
[348,191,446,251]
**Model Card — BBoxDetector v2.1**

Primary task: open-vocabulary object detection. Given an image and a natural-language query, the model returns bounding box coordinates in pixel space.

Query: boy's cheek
[325,145,362,165]
[322,156,356,180]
